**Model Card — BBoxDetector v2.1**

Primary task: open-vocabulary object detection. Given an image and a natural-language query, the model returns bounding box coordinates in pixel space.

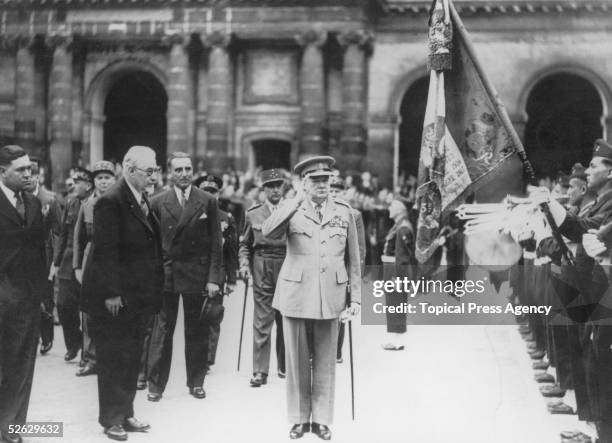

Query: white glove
[583,229,607,258]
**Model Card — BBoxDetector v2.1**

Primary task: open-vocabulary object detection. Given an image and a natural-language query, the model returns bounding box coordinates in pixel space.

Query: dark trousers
[252,255,286,375]
[0,286,39,434]
[147,292,209,393]
[40,279,54,346]
[567,323,593,421]
[57,277,81,353]
[208,295,225,366]
[383,263,407,334]
[587,325,612,426]
[90,313,148,428]
[81,312,96,366]
[137,314,154,385]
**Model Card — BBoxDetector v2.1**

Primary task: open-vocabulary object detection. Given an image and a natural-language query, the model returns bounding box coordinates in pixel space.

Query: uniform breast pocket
[328,228,347,244]
[289,225,312,238]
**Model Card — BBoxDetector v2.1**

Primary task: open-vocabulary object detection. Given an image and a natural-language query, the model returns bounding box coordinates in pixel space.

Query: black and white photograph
[0,0,611,442]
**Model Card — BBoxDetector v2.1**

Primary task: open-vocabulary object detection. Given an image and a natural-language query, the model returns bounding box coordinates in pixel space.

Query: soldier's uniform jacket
[219,208,238,285]
[73,192,99,274]
[239,202,287,269]
[54,195,85,280]
[262,196,361,319]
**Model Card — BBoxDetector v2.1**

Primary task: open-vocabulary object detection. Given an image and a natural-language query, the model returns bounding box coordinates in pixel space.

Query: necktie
[15,192,25,219]
[140,195,149,217]
[179,189,187,208]
[315,204,322,223]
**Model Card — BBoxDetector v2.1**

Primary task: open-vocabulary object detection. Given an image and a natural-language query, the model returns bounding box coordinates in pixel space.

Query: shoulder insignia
[247,203,262,212]
[332,197,351,208]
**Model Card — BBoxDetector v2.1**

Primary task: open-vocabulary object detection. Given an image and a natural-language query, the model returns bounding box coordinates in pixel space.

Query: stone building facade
[0,0,610,190]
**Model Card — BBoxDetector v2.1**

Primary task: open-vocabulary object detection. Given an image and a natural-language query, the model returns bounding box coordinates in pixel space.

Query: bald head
[122,146,158,192]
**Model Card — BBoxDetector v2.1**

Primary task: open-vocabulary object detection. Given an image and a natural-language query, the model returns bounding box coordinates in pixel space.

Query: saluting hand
[105,296,123,317]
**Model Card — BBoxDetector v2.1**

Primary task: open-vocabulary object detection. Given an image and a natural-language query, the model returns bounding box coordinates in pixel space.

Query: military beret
[293,155,335,178]
[72,167,93,183]
[330,176,345,190]
[194,174,222,192]
[557,173,570,188]
[260,168,285,186]
[593,139,612,161]
[570,163,587,182]
[92,160,115,177]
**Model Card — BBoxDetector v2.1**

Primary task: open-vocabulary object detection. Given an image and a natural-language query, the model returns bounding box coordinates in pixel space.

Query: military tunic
[239,201,287,375]
[262,196,361,425]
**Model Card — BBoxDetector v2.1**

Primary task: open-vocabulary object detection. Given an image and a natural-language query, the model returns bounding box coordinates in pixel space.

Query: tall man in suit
[0,145,46,443]
[82,146,163,441]
[239,168,288,386]
[262,156,361,440]
[147,153,223,401]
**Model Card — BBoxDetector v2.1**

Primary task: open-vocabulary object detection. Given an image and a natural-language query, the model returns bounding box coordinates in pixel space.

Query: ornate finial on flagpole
[428,0,453,71]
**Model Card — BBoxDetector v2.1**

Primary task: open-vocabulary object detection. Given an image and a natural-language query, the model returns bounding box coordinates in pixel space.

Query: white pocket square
[199,213,208,220]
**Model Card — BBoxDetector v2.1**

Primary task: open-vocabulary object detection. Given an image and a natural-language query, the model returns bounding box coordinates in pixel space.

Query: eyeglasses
[135,167,161,177]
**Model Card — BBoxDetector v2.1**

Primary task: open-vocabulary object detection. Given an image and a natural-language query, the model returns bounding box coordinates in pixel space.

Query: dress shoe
[540,384,566,397]
[78,359,86,367]
[560,431,592,443]
[532,360,549,370]
[104,425,128,441]
[40,341,53,355]
[336,357,343,364]
[147,392,162,402]
[312,423,332,440]
[289,423,310,439]
[136,380,147,390]
[547,401,574,415]
[250,373,267,387]
[278,369,286,379]
[124,417,150,432]
[529,349,545,360]
[64,349,79,362]
[76,364,96,377]
[189,387,206,399]
[1,431,22,443]
[534,371,555,383]
[381,343,404,351]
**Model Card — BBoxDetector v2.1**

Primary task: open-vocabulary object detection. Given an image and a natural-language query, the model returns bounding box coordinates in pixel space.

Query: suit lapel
[321,197,336,226]
[121,180,153,234]
[174,189,204,235]
[24,193,38,227]
[0,186,23,226]
[300,200,320,225]
[163,190,182,224]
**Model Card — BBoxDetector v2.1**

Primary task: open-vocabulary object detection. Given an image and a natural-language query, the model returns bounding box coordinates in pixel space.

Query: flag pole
[448,0,575,266]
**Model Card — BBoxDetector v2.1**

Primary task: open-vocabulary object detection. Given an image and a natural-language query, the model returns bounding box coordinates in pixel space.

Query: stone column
[337,30,373,176]
[14,36,36,153]
[47,35,73,191]
[204,31,232,173]
[166,33,190,156]
[296,30,327,160]
[604,116,612,141]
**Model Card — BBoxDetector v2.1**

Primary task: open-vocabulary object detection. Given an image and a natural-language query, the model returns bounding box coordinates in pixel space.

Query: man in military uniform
[49,168,92,362]
[262,156,361,440]
[25,157,62,355]
[72,160,116,376]
[195,174,238,370]
[329,176,365,362]
[532,139,612,443]
[239,168,287,386]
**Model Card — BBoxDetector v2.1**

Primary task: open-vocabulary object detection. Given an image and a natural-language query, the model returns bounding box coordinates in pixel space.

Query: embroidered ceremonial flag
[415,0,525,263]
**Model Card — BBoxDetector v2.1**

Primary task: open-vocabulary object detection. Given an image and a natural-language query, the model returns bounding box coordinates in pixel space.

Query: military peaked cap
[260,168,285,186]
[293,156,335,178]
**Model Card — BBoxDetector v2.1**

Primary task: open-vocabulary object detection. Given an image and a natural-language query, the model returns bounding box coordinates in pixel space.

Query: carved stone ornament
[337,29,374,52]
[295,30,327,48]
[204,30,231,49]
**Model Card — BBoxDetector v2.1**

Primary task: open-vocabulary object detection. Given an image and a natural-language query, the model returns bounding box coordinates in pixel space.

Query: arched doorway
[524,73,604,178]
[103,71,167,167]
[251,138,291,170]
[398,76,429,183]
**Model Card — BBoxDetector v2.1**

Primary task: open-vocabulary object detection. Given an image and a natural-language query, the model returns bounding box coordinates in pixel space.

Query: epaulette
[247,203,262,212]
[332,197,351,208]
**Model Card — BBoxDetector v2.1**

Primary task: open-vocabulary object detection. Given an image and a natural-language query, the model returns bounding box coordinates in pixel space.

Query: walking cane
[348,319,355,420]
[237,277,248,371]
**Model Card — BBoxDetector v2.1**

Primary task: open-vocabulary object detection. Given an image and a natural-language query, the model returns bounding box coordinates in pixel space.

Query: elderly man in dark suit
[146,153,223,402]
[82,146,163,441]
[0,145,46,443]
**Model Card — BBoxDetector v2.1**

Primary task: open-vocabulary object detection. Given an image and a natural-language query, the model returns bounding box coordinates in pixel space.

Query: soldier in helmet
[49,167,93,363]
[72,160,116,376]
[239,168,287,386]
